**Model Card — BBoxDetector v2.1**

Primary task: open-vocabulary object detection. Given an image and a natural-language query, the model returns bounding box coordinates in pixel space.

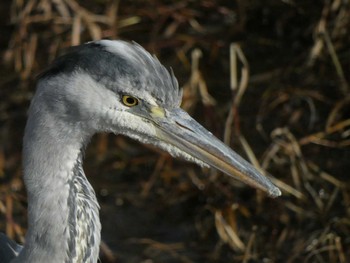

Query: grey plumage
[0,40,280,263]
[40,41,181,109]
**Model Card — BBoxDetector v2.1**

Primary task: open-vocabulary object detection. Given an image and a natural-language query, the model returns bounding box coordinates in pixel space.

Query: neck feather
[14,99,101,263]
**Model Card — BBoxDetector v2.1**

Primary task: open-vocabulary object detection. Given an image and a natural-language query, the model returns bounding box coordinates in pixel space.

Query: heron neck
[15,104,101,263]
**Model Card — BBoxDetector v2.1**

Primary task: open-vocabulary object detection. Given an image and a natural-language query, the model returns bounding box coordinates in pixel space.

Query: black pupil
[126,97,135,104]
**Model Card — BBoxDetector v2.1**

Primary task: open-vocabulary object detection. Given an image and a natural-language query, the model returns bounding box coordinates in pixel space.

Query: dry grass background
[0,0,349,262]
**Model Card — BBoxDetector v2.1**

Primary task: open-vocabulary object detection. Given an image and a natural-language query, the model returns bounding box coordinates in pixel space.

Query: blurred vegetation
[0,0,349,262]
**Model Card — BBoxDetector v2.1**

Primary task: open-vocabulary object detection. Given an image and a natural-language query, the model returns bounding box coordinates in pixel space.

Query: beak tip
[268,186,282,198]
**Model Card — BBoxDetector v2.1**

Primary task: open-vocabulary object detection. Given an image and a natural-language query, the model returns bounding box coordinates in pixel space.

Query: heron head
[37,40,281,197]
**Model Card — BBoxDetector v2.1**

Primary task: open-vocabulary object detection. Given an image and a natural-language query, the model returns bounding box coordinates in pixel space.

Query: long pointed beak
[153,108,281,197]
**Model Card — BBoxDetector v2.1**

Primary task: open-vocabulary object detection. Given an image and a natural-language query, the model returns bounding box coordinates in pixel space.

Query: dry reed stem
[71,14,82,46]
[241,226,257,263]
[181,48,215,111]
[326,96,350,131]
[100,240,117,262]
[187,169,205,190]
[5,0,141,78]
[127,238,192,263]
[215,209,245,252]
[308,1,349,94]
[322,29,349,94]
[307,161,345,188]
[5,195,13,239]
[230,43,249,108]
[190,49,216,106]
[299,118,350,147]
[238,134,306,199]
[141,155,166,197]
[224,42,249,145]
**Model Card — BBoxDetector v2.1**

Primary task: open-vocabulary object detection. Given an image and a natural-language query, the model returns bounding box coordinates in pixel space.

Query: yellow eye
[122,95,139,107]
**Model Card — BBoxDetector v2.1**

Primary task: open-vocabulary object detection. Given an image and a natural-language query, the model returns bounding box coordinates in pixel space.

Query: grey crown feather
[39,40,182,109]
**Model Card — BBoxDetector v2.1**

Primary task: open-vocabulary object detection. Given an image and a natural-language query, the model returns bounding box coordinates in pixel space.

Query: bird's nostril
[175,121,195,133]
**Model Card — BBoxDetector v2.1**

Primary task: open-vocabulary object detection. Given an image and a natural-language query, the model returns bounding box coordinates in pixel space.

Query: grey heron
[0,40,281,263]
